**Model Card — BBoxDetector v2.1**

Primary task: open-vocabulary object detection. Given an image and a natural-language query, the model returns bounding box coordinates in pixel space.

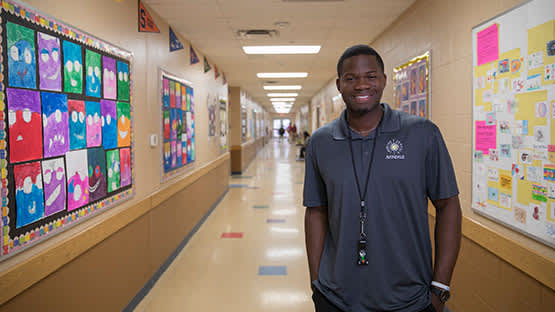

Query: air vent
[236,29,279,39]
[264,80,279,84]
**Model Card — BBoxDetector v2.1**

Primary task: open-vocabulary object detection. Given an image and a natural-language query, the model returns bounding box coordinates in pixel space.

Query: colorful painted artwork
[85,49,102,98]
[62,40,83,94]
[117,61,130,101]
[66,149,89,211]
[37,32,61,91]
[42,157,66,216]
[101,100,117,149]
[117,102,131,147]
[7,88,42,163]
[68,100,86,150]
[42,92,69,158]
[86,101,102,147]
[14,161,44,228]
[87,148,107,202]
[106,149,120,193]
[163,110,170,140]
[163,79,170,107]
[120,148,131,187]
[393,52,430,119]
[7,22,36,89]
[103,56,116,99]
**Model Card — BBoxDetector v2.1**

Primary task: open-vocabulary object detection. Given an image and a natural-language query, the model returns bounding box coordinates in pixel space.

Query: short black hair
[337,44,384,77]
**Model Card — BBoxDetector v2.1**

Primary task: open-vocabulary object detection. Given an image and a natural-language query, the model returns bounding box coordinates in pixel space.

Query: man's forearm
[432,196,462,285]
[304,206,328,285]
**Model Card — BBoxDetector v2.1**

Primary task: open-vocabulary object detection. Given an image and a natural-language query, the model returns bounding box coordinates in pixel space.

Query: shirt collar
[332,103,400,140]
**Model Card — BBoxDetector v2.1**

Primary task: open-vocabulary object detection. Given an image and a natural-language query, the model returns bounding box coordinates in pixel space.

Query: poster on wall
[219,97,227,152]
[241,107,247,142]
[207,95,216,138]
[393,51,430,119]
[159,69,195,182]
[0,0,134,260]
[472,0,555,247]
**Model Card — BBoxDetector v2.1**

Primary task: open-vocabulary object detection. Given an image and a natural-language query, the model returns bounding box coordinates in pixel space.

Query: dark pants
[312,288,437,312]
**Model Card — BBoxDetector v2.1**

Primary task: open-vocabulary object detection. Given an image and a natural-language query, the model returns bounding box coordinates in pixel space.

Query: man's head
[336,45,387,116]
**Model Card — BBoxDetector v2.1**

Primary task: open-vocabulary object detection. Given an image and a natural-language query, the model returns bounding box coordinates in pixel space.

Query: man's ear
[336,78,341,92]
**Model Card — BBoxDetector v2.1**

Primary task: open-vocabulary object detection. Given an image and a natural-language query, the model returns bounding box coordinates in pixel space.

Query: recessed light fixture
[272,102,293,106]
[264,85,302,90]
[270,98,295,101]
[257,72,308,78]
[267,93,298,97]
[243,45,321,54]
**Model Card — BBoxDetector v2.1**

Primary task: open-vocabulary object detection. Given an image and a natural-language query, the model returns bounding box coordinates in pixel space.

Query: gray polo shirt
[303,103,458,312]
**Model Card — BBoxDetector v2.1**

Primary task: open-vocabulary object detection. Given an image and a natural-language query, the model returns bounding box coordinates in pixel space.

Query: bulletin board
[472,0,555,247]
[219,97,227,152]
[0,0,134,260]
[159,69,195,182]
[393,51,431,118]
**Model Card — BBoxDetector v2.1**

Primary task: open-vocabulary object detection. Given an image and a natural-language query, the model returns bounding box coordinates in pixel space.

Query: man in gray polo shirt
[304,45,462,312]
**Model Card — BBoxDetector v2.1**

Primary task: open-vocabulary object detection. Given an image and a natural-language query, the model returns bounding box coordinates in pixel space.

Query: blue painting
[14,162,44,228]
[101,100,117,149]
[63,40,83,94]
[7,22,36,89]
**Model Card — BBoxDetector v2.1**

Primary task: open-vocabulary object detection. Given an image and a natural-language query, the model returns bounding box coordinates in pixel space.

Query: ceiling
[143,0,416,112]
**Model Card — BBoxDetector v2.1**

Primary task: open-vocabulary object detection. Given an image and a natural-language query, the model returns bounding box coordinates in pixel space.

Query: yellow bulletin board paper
[527,20,555,86]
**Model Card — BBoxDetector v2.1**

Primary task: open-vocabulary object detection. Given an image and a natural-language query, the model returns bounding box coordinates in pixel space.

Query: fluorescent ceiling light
[243,45,321,54]
[267,93,298,97]
[272,102,293,106]
[257,72,308,78]
[264,85,302,90]
[275,108,291,114]
[270,98,295,101]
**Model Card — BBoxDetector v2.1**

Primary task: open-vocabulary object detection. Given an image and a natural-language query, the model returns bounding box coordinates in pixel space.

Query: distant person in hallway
[298,131,311,160]
[303,44,461,312]
[279,125,285,141]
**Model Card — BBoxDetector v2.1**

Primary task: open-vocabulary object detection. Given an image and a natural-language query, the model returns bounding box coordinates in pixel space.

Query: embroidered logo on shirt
[385,138,405,160]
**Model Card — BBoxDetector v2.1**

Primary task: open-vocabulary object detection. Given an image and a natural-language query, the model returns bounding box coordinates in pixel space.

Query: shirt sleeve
[303,137,328,207]
[425,123,459,200]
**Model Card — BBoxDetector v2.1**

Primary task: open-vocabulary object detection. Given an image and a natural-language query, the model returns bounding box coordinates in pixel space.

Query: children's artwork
[160,71,195,180]
[62,40,83,94]
[42,92,69,158]
[6,88,42,163]
[66,149,89,211]
[101,100,117,149]
[14,162,44,228]
[117,61,130,101]
[117,102,131,147]
[0,1,134,260]
[87,148,107,202]
[106,149,120,193]
[103,56,116,99]
[393,52,430,119]
[68,100,86,150]
[472,0,555,247]
[86,101,102,147]
[85,49,102,98]
[42,157,66,216]
[37,32,61,91]
[7,22,36,89]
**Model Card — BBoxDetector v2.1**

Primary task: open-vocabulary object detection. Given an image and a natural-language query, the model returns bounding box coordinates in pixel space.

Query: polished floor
[134,138,312,311]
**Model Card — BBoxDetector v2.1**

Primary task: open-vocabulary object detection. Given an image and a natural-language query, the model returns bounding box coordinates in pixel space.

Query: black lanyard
[347,114,383,265]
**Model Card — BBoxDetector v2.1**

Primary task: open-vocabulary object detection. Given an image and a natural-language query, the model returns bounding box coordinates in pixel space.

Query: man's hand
[431,293,444,312]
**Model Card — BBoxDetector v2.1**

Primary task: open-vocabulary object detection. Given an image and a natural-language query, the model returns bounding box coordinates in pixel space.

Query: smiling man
[304,45,462,312]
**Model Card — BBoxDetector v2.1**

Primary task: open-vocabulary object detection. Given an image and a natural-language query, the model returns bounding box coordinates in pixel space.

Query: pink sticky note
[221,232,243,238]
[475,121,496,155]
[477,24,499,66]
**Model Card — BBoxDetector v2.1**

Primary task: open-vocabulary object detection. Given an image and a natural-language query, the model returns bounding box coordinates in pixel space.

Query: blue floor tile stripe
[253,205,269,209]
[122,188,230,312]
[229,184,250,188]
[258,265,287,276]
[266,218,285,223]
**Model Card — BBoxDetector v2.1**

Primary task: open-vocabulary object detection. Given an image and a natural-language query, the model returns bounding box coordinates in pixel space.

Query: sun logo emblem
[386,139,403,155]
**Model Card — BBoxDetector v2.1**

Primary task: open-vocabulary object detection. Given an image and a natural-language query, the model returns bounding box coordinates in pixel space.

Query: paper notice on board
[476,121,497,155]
[477,23,499,66]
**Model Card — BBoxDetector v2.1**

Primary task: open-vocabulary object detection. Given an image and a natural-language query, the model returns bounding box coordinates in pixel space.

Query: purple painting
[103,56,116,99]
[42,92,69,158]
[42,157,66,216]
[37,32,61,91]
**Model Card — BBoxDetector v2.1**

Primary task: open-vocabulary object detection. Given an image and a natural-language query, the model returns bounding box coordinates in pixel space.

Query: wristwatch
[430,285,450,303]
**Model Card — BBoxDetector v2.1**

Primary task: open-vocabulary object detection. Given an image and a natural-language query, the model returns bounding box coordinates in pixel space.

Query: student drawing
[163,110,170,140]
[37,32,61,91]
[175,82,181,110]
[42,92,69,158]
[7,88,42,163]
[102,56,116,99]
[410,68,417,95]
[101,100,117,149]
[42,157,66,216]
[170,140,177,168]
[116,102,131,147]
[86,101,102,147]
[106,149,120,192]
[170,80,175,107]
[14,161,44,228]
[170,108,177,140]
[7,22,36,89]
[68,100,86,150]
[119,148,131,187]
[66,149,89,211]
[63,40,83,94]
[117,61,130,101]
[87,148,107,202]
[163,142,171,171]
[181,86,187,109]
[418,64,426,94]
[85,49,102,98]
[163,79,170,107]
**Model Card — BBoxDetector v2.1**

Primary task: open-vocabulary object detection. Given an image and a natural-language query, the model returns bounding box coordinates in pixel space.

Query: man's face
[336,54,386,115]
